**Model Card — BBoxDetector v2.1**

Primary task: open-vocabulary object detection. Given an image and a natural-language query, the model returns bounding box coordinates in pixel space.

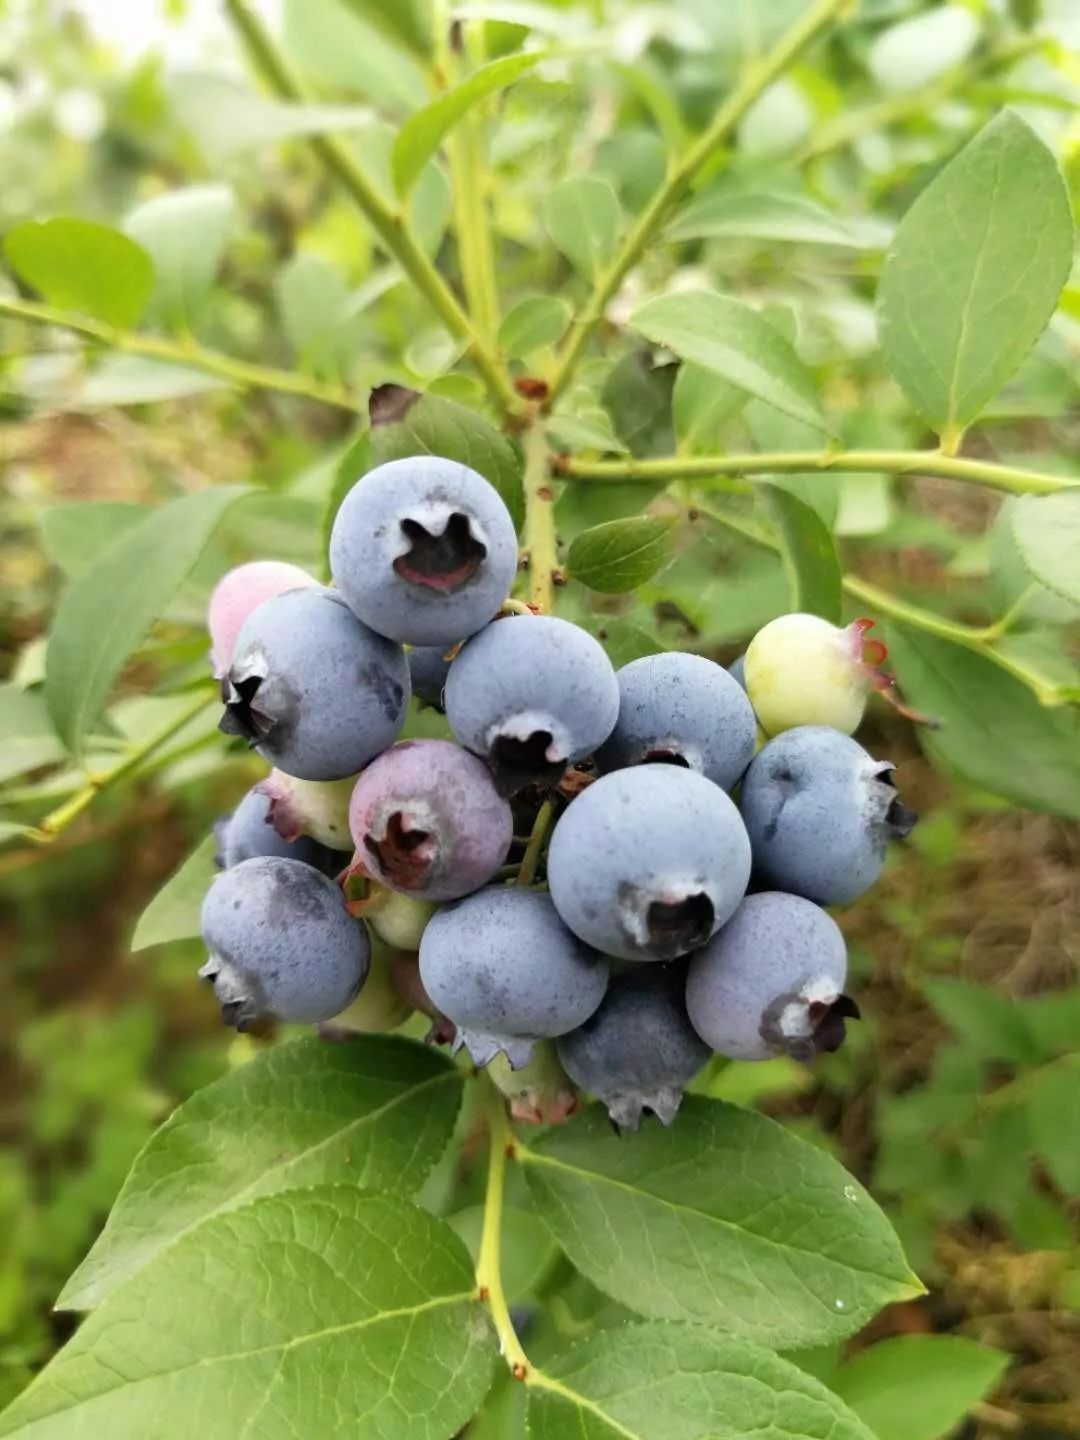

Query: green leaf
[339,0,431,57]
[527,1323,876,1440]
[0,684,65,785]
[498,294,571,358]
[877,112,1074,442]
[667,190,887,249]
[125,184,235,331]
[7,1188,493,1439]
[830,1335,1009,1440]
[3,218,153,328]
[521,1099,920,1347]
[71,355,232,407]
[567,516,677,594]
[1011,490,1080,607]
[393,51,544,196]
[882,624,1080,819]
[39,501,145,578]
[672,360,746,454]
[284,0,426,111]
[274,252,366,380]
[44,487,249,756]
[545,176,622,280]
[369,387,524,531]
[59,1035,464,1311]
[601,353,676,459]
[759,484,843,623]
[168,70,375,162]
[594,129,667,213]
[130,834,219,954]
[922,977,1036,1065]
[1026,1055,1080,1195]
[868,5,981,94]
[630,290,825,432]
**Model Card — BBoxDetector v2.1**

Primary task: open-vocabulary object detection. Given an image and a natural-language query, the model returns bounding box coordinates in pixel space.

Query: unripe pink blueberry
[349,740,513,901]
[207,560,317,677]
[743,613,889,736]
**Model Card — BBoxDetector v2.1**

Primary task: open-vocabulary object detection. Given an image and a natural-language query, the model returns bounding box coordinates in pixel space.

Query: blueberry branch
[475,1084,531,1380]
[546,0,851,406]
[224,0,520,418]
[522,426,560,611]
[557,448,1073,497]
[0,297,362,412]
[689,499,1072,707]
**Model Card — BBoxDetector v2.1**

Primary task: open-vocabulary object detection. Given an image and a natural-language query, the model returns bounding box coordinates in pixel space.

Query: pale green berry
[326,934,413,1034]
[257,770,357,852]
[367,889,439,950]
[744,613,878,736]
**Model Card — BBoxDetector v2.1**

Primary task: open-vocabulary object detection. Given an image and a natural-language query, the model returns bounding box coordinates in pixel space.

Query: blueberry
[329,456,518,646]
[686,891,857,1061]
[595,651,756,791]
[547,766,751,962]
[445,614,619,793]
[408,645,454,710]
[728,652,747,690]
[487,1043,580,1126]
[367,890,439,951]
[256,771,356,852]
[207,560,317,677]
[216,786,342,877]
[557,964,710,1130]
[743,612,883,736]
[418,886,608,1068]
[320,934,413,1036]
[739,726,917,905]
[199,856,369,1028]
[349,739,513,901]
[219,586,409,781]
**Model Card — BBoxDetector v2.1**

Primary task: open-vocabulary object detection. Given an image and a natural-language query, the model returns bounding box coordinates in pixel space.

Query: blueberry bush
[1,1,1078,1435]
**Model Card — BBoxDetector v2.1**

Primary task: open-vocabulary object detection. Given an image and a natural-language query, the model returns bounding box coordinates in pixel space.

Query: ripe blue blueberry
[349,739,513,901]
[329,456,518,646]
[408,645,454,710]
[445,614,619,793]
[215,786,342,877]
[219,586,409,781]
[547,766,752,962]
[739,725,917,905]
[418,886,608,1068]
[557,964,710,1130]
[686,891,856,1061]
[199,856,369,1028]
[595,651,756,791]
[728,653,746,690]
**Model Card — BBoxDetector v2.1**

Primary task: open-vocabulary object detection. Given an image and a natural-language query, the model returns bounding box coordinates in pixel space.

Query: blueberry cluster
[201,455,916,1129]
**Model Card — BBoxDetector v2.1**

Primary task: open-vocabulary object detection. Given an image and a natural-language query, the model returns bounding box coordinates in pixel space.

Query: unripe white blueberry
[744,613,871,736]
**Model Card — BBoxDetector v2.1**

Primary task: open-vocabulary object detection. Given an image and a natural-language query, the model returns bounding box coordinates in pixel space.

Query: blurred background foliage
[0,0,1078,1433]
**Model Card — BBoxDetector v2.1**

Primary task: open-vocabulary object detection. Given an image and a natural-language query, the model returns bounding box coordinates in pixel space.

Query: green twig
[546,0,851,405]
[28,689,217,844]
[522,426,559,610]
[0,297,361,411]
[559,448,1072,497]
[446,24,502,345]
[224,0,519,417]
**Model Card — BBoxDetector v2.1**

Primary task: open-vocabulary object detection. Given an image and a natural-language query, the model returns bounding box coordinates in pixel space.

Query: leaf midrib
[521,1147,916,1289]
